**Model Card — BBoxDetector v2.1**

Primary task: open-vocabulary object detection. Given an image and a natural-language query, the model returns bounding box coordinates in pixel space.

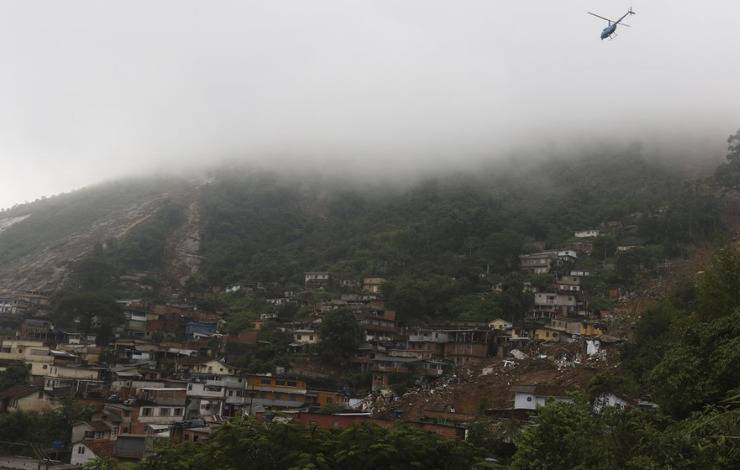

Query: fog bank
[2,1,739,208]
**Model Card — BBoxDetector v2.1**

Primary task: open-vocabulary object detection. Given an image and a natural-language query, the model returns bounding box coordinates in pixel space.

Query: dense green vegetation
[0,178,188,265]
[509,246,740,469]
[511,396,738,469]
[0,364,30,392]
[138,418,485,470]
[198,151,717,289]
[188,149,725,326]
[318,310,363,366]
[0,398,92,458]
[66,200,186,293]
[715,129,740,189]
[50,290,123,346]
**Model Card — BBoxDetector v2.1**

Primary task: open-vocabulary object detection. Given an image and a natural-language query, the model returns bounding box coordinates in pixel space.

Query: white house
[488,319,513,331]
[190,360,237,376]
[574,230,600,238]
[593,393,630,412]
[293,329,318,344]
[71,441,105,467]
[512,385,573,410]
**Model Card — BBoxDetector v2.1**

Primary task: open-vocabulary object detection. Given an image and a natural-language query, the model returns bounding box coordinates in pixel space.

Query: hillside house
[443,330,493,366]
[532,293,577,319]
[0,340,52,366]
[185,321,218,339]
[574,230,600,238]
[304,272,330,289]
[339,279,359,289]
[244,374,308,411]
[19,319,52,340]
[407,330,450,360]
[488,319,513,331]
[512,385,573,410]
[555,276,581,292]
[0,297,20,314]
[70,440,116,467]
[519,252,556,274]
[358,308,398,342]
[179,359,237,377]
[72,421,114,442]
[136,388,187,432]
[533,327,562,342]
[43,365,103,393]
[362,277,386,294]
[292,329,318,345]
[549,318,605,338]
[0,385,59,412]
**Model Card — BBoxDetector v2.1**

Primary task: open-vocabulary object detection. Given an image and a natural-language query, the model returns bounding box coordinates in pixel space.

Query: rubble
[509,349,528,360]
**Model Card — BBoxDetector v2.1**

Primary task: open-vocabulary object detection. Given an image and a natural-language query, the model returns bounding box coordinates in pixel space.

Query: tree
[592,236,617,260]
[715,129,740,189]
[511,397,608,470]
[466,419,518,464]
[0,364,30,391]
[138,418,482,470]
[51,291,123,346]
[586,371,638,404]
[696,247,740,321]
[647,310,740,419]
[318,310,363,366]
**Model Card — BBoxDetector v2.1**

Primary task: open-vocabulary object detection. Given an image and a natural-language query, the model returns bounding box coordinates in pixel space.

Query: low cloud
[1,1,739,208]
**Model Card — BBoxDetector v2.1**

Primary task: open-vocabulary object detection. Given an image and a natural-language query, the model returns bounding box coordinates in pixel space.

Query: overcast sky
[2,1,740,209]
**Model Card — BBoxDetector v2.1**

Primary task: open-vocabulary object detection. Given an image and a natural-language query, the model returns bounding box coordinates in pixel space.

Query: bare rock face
[0,197,169,292]
[166,194,203,286]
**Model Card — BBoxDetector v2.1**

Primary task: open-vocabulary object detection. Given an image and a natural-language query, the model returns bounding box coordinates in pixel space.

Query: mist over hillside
[0,144,726,295]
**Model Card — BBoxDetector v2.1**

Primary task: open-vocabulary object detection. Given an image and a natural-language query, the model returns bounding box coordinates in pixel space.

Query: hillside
[0,149,723,296]
[0,178,192,291]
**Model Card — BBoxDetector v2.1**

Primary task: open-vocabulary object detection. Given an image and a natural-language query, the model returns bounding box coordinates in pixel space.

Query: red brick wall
[291,412,465,440]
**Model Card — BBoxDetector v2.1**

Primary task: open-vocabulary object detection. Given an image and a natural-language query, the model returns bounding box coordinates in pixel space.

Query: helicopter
[588,7,635,40]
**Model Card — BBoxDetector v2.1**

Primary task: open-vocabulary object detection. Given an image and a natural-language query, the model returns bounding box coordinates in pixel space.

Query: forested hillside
[0,147,725,298]
[198,151,720,286]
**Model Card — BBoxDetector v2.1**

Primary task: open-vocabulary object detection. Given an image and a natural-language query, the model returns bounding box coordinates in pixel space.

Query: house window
[78,446,85,454]
[160,408,170,417]
[142,407,152,417]
[174,408,183,416]
[260,378,271,385]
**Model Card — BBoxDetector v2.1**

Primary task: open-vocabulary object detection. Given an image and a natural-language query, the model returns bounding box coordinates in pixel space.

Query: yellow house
[533,328,561,342]
[245,375,308,408]
[549,319,604,337]
[305,389,345,407]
